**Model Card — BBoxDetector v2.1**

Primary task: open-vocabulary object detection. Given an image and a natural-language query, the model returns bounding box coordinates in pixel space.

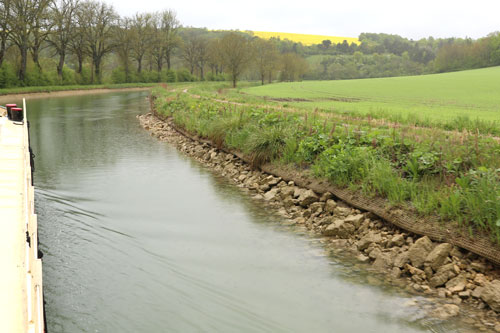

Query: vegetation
[152,85,500,244]
[1,0,500,91]
[243,66,500,136]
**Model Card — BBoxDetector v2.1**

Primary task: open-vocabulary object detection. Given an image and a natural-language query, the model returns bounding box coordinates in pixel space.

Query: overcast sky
[104,0,499,40]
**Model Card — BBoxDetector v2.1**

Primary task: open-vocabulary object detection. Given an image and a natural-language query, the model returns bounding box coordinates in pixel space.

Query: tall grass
[153,87,500,244]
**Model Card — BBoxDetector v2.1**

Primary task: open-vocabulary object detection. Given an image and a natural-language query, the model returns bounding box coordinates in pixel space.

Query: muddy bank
[138,112,500,331]
[0,87,151,104]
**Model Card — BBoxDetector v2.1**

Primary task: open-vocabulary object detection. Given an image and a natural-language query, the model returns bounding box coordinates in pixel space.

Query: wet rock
[429,264,457,288]
[357,231,383,251]
[391,267,402,278]
[393,251,409,268]
[298,189,319,207]
[408,236,433,268]
[425,243,453,270]
[388,234,405,247]
[323,220,355,238]
[480,280,500,312]
[263,188,279,201]
[434,304,460,319]
[372,253,392,271]
[356,254,370,263]
[324,199,337,213]
[446,275,467,293]
[343,214,364,229]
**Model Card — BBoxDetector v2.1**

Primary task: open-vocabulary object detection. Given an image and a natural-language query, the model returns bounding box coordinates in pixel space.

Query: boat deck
[0,104,44,333]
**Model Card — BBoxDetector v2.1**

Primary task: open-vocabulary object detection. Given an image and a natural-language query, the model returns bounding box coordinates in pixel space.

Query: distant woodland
[1,0,500,88]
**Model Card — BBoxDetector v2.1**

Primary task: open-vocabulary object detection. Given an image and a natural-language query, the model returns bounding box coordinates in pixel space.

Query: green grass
[242,66,500,135]
[0,82,159,96]
[152,86,500,244]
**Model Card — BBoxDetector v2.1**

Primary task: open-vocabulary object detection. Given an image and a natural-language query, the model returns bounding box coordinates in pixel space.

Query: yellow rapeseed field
[252,31,359,46]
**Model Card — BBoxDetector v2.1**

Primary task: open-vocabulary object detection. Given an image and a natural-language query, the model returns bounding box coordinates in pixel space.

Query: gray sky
[104,0,499,40]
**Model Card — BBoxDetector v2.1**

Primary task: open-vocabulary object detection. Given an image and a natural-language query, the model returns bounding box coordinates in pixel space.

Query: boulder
[280,186,295,199]
[334,206,351,217]
[324,199,337,213]
[298,189,319,207]
[388,234,405,247]
[357,231,383,251]
[408,236,433,268]
[323,220,355,238]
[343,214,364,229]
[263,188,279,201]
[293,187,305,199]
[320,192,333,202]
[425,243,453,270]
[480,280,500,312]
[393,251,409,268]
[429,264,457,288]
[445,275,467,293]
[356,254,370,263]
[372,253,392,271]
[309,202,324,214]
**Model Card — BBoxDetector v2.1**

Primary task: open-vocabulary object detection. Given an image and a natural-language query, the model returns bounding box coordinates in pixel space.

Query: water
[22,91,462,332]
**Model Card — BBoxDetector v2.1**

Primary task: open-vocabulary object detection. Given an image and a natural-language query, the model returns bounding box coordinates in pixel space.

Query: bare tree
[159,10,180,70]
[8,0,51,80]
[79,0,117,82]
[30,2,53,71]
[114,17,133,81]
[48,0,78,79]
[130,13,153,74]
[0,0,11,67]
[181,33,199,75]
[219,32,253,88]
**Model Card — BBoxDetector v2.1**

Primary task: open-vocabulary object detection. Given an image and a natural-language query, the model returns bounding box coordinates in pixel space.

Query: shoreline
[138,111,500,331]
[0,86,152,104]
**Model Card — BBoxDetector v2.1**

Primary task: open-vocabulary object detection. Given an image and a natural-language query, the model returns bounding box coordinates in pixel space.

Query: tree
[219,32,253,88]
[207,38,223,75]
[0,0,11,67]
[159,10,180,70]
[130,13,153,73]
[48,0,78,79]
[79,0,117,82]
[114,17,133,81]
[8,0,51,80]
[181,33,199,75]
[280,53,308,81]
[253,38,278,85]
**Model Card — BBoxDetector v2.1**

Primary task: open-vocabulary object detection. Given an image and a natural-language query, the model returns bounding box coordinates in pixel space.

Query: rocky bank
[138,112,500,332]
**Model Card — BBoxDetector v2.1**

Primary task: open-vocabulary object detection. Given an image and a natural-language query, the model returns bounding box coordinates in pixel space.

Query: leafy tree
[219,32,253,87]
[253,38,278,84]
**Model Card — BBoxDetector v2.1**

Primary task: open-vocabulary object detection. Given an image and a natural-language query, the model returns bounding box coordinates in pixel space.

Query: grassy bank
[152,86,500,244]
[0,82,159,96]
[241,67,500,136]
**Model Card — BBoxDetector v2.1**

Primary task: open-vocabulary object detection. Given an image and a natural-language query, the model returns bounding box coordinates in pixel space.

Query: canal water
[23,91,464,332]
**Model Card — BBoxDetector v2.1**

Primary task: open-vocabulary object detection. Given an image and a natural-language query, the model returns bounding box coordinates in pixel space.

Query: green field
[243,66,500,133]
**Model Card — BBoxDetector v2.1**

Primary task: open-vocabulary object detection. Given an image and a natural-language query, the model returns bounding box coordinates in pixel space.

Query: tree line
[0,0,308,88]
[0,0,499,88]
